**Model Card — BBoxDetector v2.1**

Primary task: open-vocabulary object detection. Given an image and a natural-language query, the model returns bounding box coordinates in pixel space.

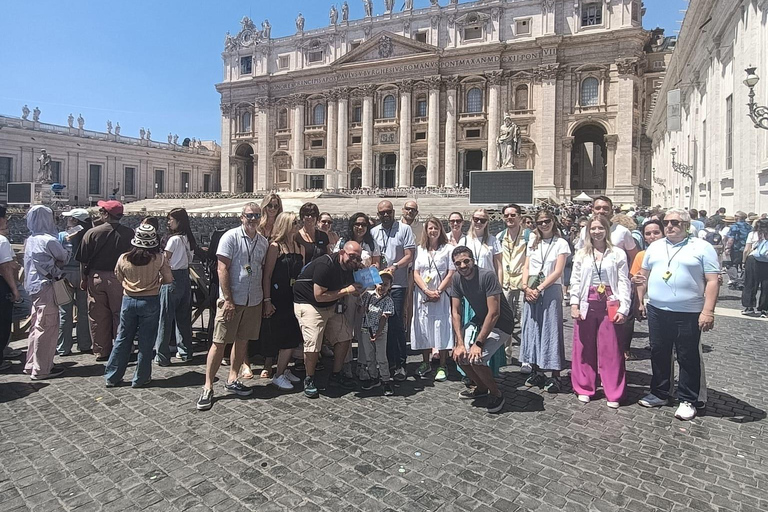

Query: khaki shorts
[212,300,263,345]
[295,302,354,353]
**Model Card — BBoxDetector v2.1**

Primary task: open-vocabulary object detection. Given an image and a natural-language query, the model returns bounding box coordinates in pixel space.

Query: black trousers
[741,255,768,310]
[0,298,12,364]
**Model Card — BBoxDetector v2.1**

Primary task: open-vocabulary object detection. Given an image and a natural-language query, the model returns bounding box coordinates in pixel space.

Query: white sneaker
[272,375,294,390]
[674,401,696,421]
[606,401,620,409]
[283,369,301,383]
[577,395,590,404]
[520,363,533,374]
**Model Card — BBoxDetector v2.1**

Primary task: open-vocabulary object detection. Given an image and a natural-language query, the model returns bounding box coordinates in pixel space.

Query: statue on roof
[140,127,145,140]
[22,104,30,120]
[363,0,373,18]
[404,0,413,10]
[240,16,255,31]
[262,19,271,39]
[342,2,349,21]
[106,120,113,134]
[296,12,305,32]
[330,5,338,25]
[385,0,395,14]
[33,107,41,122]
[68,113,74,128]
[77,114,84,129]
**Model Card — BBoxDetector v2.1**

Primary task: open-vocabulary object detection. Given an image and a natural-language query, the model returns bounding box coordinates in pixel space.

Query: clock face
[240,30,252,45]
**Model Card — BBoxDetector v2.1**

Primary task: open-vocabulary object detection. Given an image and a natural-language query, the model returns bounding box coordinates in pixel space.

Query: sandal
[240,364,254,379]
[259,369,271,379]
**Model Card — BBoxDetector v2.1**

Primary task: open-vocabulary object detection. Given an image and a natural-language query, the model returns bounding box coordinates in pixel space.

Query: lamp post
[743,66,768,130]
[670,147,694,209]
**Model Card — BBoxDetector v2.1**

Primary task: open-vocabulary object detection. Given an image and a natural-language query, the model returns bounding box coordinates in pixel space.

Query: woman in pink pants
[569,216,631,408]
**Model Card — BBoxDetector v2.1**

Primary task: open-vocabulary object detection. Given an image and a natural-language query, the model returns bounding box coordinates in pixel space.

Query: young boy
[359,271,396,396]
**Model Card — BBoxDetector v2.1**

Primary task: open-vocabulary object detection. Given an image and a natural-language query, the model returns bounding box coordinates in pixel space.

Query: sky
[0,0,685,144]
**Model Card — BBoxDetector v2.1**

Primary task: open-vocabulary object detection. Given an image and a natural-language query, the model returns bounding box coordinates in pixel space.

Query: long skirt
[520,284,565,371]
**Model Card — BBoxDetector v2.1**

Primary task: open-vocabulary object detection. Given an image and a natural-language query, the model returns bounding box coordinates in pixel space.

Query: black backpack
[704,230,722,247]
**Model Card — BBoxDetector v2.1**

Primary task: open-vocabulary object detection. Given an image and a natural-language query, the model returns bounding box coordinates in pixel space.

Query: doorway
[306,157,325,190]
[463,150,483,188]
[379,153,396,188]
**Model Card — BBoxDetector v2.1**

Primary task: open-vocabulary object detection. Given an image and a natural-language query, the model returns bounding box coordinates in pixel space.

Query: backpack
[753,240,768,262]
[631,229,645,251]
[704,230,722,247]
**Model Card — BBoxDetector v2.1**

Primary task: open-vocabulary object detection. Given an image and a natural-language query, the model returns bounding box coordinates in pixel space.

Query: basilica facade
[217,0,651,204]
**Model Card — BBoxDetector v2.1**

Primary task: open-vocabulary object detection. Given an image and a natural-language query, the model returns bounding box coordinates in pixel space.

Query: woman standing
[105,224,172,387]
[154,208,197,366]
[318,212,340,250]
[629,220,664,277]
[57,209,93,356]
[459,209,502,283]
[569,216,631,408]
[296,202,330,266]
[520,210,571,393]
[741,219,768,316]
[259,193,283,240]
[261,213,305,390]
[412,218,455,382]
[23,205,70,380]
[447,212,464,246]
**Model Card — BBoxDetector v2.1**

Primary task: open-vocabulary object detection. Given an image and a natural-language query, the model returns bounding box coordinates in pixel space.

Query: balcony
[304,124,326,135]
[458,112,487,125]
[374,117,398,128]
[413,116,428,125]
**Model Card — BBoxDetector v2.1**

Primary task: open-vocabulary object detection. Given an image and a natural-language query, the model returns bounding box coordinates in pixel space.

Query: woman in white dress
[459,208,503,283]
[412,217,455,382]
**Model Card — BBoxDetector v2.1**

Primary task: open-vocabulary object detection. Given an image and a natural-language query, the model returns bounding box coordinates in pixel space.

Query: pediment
[333,31,438,67]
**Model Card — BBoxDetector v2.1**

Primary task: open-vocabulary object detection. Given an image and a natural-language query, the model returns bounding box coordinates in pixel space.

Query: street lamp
[743,66,768,130]
[670,147,693,179]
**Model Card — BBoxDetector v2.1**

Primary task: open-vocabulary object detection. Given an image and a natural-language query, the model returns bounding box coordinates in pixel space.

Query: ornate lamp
[670,147,693,179]
[744,67,768,130]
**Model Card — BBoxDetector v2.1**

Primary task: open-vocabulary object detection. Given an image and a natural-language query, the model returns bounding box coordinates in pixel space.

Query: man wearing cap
[57,209,93,356]
[0,205,21,372]
[75,200,134,361]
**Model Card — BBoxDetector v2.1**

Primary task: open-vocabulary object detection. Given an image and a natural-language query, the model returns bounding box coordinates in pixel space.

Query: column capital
[254,97,273,111]
[562,136,574,150]
[443,75,461,90]
[604,134,619,149]
[354,84,378,97]
[397,79,415,93]
[534,63,560,81]
[615,57,641,76]
[333,86,351,99]
[425,75,442,89]
[220,103,233,115]
[484,70,505,85]
[288,94,307,107]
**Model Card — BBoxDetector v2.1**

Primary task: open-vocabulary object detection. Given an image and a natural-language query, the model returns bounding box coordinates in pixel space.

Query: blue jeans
[105,295,160,386]
[154,269,194,363]
[57,276,92,355]
[386,287,407,369]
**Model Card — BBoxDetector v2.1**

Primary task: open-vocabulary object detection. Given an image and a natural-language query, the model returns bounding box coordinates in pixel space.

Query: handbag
[52,278,75,306]
[527,271,544,290]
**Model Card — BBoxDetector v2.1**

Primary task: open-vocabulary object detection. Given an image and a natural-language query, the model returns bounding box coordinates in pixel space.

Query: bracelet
[263,298,272,302]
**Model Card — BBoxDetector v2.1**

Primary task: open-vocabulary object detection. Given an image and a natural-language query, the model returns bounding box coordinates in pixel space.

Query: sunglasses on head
[536,219,552,226]
[472,217,488,224]
[662,219,682,227]
[243,212,261,220]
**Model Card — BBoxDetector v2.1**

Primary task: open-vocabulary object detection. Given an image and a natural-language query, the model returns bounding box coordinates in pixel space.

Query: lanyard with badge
[241,228,259,276]
[424,249,444,286]
[663,238,689,282]
[593,249,607,294]
[504,228,521,274]
[378,225,395,268]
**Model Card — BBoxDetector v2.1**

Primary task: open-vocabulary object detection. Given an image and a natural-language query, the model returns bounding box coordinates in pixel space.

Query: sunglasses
[243,213,261,220]
[536,219,553,226]
[504,213,518,218]
[404,207,418,213]
[378,210,394,216]
[454,258,473,267]
[472,217,488,224]
[449,219,463,224]
[353,222,368,228]
[662,219,682,227]
[320,220,333,225]
[347,254,362,262]
[303,213,317,218]
[265,203,279,210]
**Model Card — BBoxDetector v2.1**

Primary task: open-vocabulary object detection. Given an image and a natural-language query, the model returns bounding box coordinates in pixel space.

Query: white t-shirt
[0,235,14,265]
[459,234,501,272]
[575,223,637,253]
[165,234,193,271]
[526,236,571,286]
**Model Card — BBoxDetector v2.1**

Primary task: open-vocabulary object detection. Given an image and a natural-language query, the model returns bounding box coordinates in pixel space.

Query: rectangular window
[311,139,323,148]
[50,161,61,184]
[124,166,136,196]
[417,99,427,117]
[278,140,288,149]
[414,32,427,43]
[203,174,211,193]
[726,95,733,170]
[466,129,481,139]
[351,135,362,144]
[702,120,707,177]
[581,4,602,26]
[278,55,290,69]
[88,164,101,195]
[154,169,165,194]
[350,40,362,50]
[415,132,426,141]
[240,56,252,75]
[516,19,531,36]
[464,26,482,41]
[0,157,11,192]
[308,50,324,63]
[632,1,640,22]
[181,171,190,193]
[653,60,664,70]
[352,105,362,123]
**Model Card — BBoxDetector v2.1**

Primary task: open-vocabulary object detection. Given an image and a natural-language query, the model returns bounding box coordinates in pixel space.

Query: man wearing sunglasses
[575,196,638,264]
[635,208,720,421]
[400,200,421,349]
[197,203,268,410]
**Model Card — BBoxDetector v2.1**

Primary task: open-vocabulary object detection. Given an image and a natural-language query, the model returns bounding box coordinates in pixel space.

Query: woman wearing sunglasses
[259,193,283,241]
[296,202,330,266]
[446,212,465,246]
[458,209,502,284]
[317,212,340,251]
[520,210,571,393]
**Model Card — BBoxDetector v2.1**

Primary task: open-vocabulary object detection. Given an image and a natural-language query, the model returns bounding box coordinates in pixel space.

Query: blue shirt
[216,226,268,306]
[728,221,752,251]
[23,234,70,296]
[641,237,720,313]
[370,221,415,288]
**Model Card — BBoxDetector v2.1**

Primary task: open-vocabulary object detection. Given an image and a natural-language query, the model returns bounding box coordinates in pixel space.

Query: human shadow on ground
[0,381,50,403]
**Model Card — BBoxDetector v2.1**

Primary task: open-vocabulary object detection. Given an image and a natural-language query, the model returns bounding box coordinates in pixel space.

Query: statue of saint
[77,114,84,129]
[342,2,349,21]
[67,114,74,128]
[363,0,373,17]
[296,13,305,32]
[262,19,271,39]
[37,149,53,183]
[114,122,121,136]
[173,134,179,145]
[33,107,41,122]
[146,128,151,140]
[404,0,413,10]
[22,105,30,120]
[111,183,120,199]
[139,127,146,140]
[330,5,338,25]
[497,115,521,168]
[107,120,113,134]
[385,0,395,13]
[168,133,173,144]
[430,0,439,6]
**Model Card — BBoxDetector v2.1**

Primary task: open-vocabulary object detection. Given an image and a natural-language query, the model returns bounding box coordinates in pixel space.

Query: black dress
[296,230,330,266]
[257,250,303,357]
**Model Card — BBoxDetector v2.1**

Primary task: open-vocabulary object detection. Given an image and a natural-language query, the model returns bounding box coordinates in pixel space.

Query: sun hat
[62,208,90,222]
[131,223,158,249]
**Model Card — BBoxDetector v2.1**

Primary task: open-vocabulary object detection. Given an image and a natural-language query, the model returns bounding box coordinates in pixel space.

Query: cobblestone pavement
[1,288,767,512]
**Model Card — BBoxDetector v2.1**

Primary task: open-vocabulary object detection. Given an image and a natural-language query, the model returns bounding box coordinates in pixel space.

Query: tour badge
[663,270,673,282]
[597,283,606,294]
[380,255,388,268]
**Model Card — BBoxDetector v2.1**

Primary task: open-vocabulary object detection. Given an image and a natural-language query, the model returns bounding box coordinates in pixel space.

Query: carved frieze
[397,79,415,93]
[534,63,559,81]
[424,75,443,89]
[484,70,505,85]
[616,57,640,76]
[455,11,490,27]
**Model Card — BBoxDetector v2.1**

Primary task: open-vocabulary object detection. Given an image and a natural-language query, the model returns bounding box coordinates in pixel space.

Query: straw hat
[132,224,158,249]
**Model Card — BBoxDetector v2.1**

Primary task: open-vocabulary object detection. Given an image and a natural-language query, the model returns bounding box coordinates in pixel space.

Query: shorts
[212,300,263,345]
[463,325,506,366]
[294,303,353,353]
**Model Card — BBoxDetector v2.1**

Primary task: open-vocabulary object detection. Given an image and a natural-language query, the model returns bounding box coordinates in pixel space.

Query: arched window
[413,165,427,188]
[278,108,288,130]
[312,104,325,125]
[241,111,251,133]
[466,88,483,113]
[382,95,396,118]
[350,168,362,189]
[515,85,529,110]
[580,77,599,107]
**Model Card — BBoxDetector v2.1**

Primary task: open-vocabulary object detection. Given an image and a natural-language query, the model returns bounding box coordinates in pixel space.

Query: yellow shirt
[497,227,527,290]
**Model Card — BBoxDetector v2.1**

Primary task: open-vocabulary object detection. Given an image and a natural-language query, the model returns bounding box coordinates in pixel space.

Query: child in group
[359,271,396,396]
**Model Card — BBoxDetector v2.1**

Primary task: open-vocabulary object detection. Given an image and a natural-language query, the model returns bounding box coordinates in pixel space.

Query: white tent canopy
[573,191,592,202]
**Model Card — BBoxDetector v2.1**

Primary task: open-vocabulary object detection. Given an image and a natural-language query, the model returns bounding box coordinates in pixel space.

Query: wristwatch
[393,262,399,270]
[474,340,485,349]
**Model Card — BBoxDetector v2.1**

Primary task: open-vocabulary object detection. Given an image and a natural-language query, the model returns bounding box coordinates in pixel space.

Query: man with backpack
[726,211,752,271]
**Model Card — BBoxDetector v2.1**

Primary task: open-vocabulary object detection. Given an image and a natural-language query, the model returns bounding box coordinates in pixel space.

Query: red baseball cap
[97,200,124,216]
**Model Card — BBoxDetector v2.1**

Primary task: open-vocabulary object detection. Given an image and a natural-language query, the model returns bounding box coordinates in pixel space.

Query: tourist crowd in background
[0,192,766,421]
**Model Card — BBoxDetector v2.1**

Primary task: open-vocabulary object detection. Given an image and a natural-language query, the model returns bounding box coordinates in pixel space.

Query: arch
[234,143,255,192]
[277,108,289,130]
[382,94,397,118]
[240,111,252,133]
[567,118,611,137]
[272,150,292,184]
[312,103,325,126]
[466,87,483,113]
[514,85,529,110]
[571,124,607,191]
[580,77,600,107]
[413,165,427,188]
[349,167,362,189]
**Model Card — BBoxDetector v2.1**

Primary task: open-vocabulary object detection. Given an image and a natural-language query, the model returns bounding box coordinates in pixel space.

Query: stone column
[485,71,504,170]
[325,93,338,191]
[361,85,375,188]
[255,98,271,191]
[605,134,618,191]
[443,76,460,188]
[536,64,559,198]
[398,80,414,188]
[220,104,233,192]
[336,88,349,189]
[562,136,574,200]
[426,75,442,188]
[291,94,306,190]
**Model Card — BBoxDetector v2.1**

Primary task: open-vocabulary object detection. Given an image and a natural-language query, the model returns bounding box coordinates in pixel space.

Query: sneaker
[304,376,319,398]
[105,379,121,388]
[520,363,533,374]
[606,401,620,409]
[416,362,431,378]
[175,352,193,362]
[361,378,381,391]
[674,401,697,421]
[638,393,669,408]
[329,372,356,390]
[272,374,294,390]
[30,366,65,380]
[393,367,407,382]
[196,388,213,411]
[56,351,72,357]
[741,307,755,315]
[132,378,152,388]
[486,394,506,413]
[577,394,591,404]
[259,369,270,379]
[3,347,22,358]
[154,357,171,367]
[434,367,447,382]
[461,376,474,388]
[761,311,768,318]
[458,388,489,400]
[0,360,12,371]
[283,369,301,383]
[383,382,395,396]
[95,356,109,362]
[544,377,561,394]
[224,380,253,396]
[524,372,546,388]
[221,358,230,366]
